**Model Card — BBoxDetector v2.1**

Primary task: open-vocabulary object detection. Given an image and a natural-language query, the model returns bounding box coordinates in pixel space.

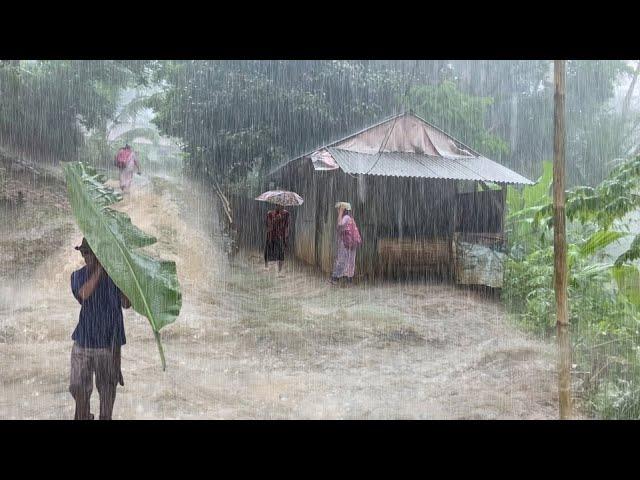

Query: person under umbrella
[256,190,303,276]
[264,204,290,275]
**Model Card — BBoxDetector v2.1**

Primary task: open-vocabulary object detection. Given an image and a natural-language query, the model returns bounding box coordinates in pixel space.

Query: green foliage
[451,60,636,186]
[146,60,406,184]
[503,162,557,334]
[615,234,640,266]
[556,60,634,186]
[590,379,640,420]
[0,61,151,162]
[112,127,161,145]
[504,154,640,418]
[147,61,512,188]
[565,156,640,229]
[528,156,640,264]
[580,231,627,258]
[612,265,640,306]
[64,161,182,370]
[521,161,554,211]
[407,80,509,158]
[503,245,555,333]
[506,160,553,254]
[113,91,154,125]
[4,60,633,189]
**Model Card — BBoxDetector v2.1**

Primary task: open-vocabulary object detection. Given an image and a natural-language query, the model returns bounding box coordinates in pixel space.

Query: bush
[504,156,640,418]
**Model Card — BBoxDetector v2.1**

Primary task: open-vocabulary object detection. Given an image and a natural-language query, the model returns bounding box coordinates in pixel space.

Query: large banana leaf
[612,265,640,306]
[580,230,628,258]
[64,161,181,370]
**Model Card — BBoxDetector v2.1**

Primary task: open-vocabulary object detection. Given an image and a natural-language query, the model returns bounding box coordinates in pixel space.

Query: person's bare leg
[73,392,92,420]
[278,261,283,272]
[98,385,117,420]
[70,344,94,420]
[96,349,119,420]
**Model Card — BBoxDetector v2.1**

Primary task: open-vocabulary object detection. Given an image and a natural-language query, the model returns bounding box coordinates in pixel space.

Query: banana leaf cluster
[64,161,181,370]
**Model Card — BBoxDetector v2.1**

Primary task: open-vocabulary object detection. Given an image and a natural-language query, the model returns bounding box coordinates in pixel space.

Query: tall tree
[406,80,508,158]
[0,60,151,162]
[147,60,405,185]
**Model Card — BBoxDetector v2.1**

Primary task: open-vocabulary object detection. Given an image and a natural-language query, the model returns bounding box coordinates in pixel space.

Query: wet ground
[0,169,561,419]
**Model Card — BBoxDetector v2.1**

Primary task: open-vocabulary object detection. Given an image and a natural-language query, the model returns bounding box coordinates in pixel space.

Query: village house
[253,112,533,287]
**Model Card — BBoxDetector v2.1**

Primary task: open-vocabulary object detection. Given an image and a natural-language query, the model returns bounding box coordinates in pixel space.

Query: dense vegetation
[144,60,405,185]
[0,60,151,164]
[3,60,636,186]
[146,60,639,189]
[504,155,640,418]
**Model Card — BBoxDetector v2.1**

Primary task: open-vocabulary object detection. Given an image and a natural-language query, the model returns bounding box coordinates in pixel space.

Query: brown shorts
[69,342,124,397]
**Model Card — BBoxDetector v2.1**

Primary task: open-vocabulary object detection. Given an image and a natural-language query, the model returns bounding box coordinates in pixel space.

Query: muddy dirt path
[0,171,560,419]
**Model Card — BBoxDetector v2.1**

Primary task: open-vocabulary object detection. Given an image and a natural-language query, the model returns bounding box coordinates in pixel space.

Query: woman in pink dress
[115,144,141,194]
[330,204,359,286]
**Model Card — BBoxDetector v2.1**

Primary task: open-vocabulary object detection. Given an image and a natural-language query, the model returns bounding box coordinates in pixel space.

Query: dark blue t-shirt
[71,266,127,348]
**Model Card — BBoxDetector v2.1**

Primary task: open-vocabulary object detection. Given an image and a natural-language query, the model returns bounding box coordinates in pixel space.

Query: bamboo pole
[553,59,572,419]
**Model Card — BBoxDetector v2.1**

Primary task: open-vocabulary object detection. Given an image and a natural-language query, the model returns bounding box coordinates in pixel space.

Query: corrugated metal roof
[267,113,406,175]
[327,148,534,185]
[268,112,534,185]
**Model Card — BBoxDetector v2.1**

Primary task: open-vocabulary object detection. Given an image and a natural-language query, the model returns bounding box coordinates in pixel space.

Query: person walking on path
[115,144,141,194]
[69,238,130,420]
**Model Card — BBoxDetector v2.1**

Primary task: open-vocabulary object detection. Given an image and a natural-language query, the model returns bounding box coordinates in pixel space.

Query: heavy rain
[1,59,640,420]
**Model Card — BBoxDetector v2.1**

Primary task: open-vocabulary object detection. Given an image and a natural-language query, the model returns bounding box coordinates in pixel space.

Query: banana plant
[580,230,628,258]
[64,161,181,370]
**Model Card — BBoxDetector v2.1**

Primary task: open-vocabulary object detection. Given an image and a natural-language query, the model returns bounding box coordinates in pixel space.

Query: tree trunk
[509,93,519,154]
[554,60,572,419]
[622,60,640,121]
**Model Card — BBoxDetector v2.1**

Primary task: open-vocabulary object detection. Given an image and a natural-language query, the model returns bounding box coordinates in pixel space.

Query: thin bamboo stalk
[554,59,572,419]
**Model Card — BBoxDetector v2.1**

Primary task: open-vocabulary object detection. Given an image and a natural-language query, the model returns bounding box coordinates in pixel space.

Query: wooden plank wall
[312,173,458,277]
[456,190,504,233]
[316,171,337,273]
[293,162,317,265]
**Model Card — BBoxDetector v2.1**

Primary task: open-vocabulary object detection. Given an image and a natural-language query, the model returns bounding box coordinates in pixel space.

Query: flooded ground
[1,168,561,419]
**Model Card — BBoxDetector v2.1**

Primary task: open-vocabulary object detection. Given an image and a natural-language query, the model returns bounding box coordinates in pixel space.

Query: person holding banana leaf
[64,161,181,378]
[69,237,131,420]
